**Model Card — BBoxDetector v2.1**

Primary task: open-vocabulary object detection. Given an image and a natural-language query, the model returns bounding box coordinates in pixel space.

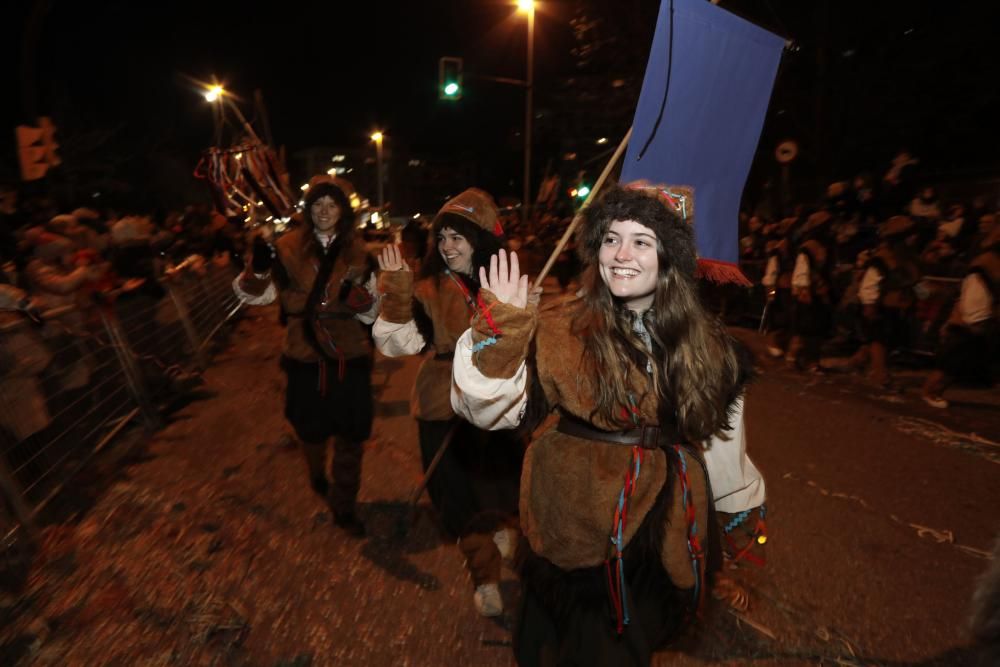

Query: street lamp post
[518,0,535,224]
[371,132,384,210]
[204,84,263,146]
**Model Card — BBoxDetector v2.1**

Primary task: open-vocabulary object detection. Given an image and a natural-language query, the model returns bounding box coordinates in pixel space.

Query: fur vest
[411,275,477,420]
[469,293,720,589]
[246,227,373,363]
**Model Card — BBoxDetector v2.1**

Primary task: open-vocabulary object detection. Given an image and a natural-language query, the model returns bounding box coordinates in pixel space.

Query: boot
[301,439,329,498]
[333,509,366,538]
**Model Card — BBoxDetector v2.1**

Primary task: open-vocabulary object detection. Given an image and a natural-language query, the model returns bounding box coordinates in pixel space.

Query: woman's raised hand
[377,244,409,272]
[480,249,529,309]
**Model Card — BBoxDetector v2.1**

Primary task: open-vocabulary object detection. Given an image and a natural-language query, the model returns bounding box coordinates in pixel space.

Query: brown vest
[522,301,709,588]
[274,228,372,363]
[410,274,476,420]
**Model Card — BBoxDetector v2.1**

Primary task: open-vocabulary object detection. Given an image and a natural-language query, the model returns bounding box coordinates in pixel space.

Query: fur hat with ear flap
[434,188,503,237]
[578,182,697,279]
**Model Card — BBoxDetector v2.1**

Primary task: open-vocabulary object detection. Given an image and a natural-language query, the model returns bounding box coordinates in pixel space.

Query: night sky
[3,0,1000,205]
[3,1,575,158]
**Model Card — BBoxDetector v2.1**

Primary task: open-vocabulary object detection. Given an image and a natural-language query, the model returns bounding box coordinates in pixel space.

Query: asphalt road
[2,304,997,666]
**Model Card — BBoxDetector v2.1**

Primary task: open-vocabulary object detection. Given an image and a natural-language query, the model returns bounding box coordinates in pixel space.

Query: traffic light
[438,57,463,100]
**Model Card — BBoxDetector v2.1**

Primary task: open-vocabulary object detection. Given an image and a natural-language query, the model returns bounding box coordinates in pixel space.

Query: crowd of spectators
[736,153,999,407]
[0,182,245,489]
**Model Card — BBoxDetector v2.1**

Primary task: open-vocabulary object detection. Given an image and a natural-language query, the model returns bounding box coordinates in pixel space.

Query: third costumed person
[373,188,523,617]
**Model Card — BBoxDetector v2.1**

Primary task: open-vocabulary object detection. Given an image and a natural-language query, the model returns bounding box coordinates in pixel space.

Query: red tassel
[695,258,752,287]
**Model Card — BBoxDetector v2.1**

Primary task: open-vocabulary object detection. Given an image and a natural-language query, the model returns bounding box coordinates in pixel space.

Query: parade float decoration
[192,85,296,232]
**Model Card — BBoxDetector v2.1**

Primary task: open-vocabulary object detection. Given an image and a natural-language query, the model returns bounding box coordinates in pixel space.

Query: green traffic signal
[439,56,464,100]
[576,185,591,198]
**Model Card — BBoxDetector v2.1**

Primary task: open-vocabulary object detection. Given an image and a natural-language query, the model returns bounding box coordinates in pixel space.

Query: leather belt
[556,411,666,450]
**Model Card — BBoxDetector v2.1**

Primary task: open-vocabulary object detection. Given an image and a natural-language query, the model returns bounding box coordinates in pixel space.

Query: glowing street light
[204,84,224,103]
[515,0,536,221]
[371,131,385,209]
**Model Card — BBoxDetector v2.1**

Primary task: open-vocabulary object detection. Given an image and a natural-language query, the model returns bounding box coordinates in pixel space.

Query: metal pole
[522,8,535,226]
[0,456,39,539]
[375,136,385,210]
[167,282,208,370]
[100,309,160,430]
[224,98,263,146]
[535,127,632,285]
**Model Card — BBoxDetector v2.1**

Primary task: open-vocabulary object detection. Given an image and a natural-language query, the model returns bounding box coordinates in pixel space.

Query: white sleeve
[791,252,811,289]
[372,317,426,356]
[761,255,778,288]
[354,273,381,325]
[959,273,993,325]
[451,329,528,430]
[232,274,277,306]
[858,266,882,305]
[703,396,766,513]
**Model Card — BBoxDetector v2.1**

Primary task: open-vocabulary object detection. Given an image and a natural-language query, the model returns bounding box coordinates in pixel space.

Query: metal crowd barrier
[0,264,243,562]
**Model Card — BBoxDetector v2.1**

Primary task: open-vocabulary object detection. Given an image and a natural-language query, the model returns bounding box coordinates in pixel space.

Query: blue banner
[621,0,784,269]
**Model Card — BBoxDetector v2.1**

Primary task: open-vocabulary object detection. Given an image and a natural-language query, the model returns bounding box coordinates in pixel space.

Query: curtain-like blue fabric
[621,0,784,266]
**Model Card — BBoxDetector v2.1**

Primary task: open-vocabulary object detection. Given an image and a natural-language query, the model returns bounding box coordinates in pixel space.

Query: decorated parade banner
[621,0,784,283]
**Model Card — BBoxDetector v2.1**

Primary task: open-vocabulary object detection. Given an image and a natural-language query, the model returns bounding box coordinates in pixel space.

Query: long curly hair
[573,185,742,442]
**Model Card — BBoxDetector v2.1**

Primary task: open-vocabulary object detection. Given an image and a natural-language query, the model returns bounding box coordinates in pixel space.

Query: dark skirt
[937,323,998,385]
[281,355,374,443]
[513,468,717,667]
[791,298,832,338]
[417,418,523,537]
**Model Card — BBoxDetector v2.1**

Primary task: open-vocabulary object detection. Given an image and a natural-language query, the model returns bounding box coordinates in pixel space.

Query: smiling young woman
[372,188,523,618]
[452,184,767,666]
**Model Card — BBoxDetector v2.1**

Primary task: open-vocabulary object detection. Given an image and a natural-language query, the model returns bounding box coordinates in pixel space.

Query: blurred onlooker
[921,225,999,408]
[109,216,165,300]
[882,150,920,215]
[23,230,102,312]
[761,232,793,358]
[0,183,24,261]
[740,215,767,262]
[850,216,921,388]
[908,186,942,221]
[787,212,835,370]
[852,173,878,222]
[399,218,430,275]
[0,285,52,445]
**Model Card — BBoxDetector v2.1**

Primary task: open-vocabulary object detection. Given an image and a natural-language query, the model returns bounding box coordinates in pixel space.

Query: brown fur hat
[578,183,697,278]
[433,188,502,237]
